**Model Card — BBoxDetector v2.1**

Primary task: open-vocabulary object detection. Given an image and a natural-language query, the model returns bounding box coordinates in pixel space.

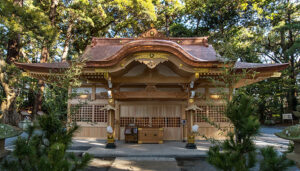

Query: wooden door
[119,102,182,140]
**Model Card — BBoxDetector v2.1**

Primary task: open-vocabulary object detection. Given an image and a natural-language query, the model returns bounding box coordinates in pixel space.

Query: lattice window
[94,105,108,123]
[135,117,150,127]
[208,106,228,122]
[166,117,180,127]
[71,105,92,122]
[120,117,135,127]
[194,106,207,122]
[152,117,165,128]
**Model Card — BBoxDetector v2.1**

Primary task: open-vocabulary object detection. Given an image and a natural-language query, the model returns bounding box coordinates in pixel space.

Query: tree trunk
[32,0,58,117]
[285,5,297,112]
[6,37,20,64]
[0,59,20,125]
[32,46,48,118]
[0,0,23,125]
[1,93,20,125]
[165,1,169,37]
[61,22,73,61]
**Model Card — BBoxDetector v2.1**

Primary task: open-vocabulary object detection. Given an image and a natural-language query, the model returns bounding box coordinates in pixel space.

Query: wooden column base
[185,143,197,149]
[105,143,116,149]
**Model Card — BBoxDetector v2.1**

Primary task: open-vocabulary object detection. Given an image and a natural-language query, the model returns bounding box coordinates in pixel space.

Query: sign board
[282,113,293,120]
[181,119,187,125]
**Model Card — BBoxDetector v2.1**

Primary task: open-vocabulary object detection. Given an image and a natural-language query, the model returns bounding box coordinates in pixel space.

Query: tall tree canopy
[0,0,299,124]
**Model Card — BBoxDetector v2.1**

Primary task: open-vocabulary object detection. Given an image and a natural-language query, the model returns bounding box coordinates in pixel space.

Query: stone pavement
[109,157,180,171]
[254,126,290,152]
[6,126,291,156]
[69,126,290,157]
[75,140,211,158]
[4,126,300,171]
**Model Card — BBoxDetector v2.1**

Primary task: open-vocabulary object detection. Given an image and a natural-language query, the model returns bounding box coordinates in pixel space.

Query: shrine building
[16,28,288,142]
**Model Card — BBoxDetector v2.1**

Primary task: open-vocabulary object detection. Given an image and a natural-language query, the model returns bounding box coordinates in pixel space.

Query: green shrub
[207,93,259,170]
[260,146,294,171]
[1,114,92,171]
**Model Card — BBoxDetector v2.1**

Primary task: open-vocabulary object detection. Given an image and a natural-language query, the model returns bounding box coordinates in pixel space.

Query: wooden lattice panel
[166,117,180,127]
[208,106,228,122]
[135,117,150,127]
[71,105,93,122]
[152,117,165,128]
[94,105,108,123]
[120,117,135,127]
[194,106,207,122]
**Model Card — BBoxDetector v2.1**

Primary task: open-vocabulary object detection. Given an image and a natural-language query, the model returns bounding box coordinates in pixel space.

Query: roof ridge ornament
[138,28,166,39]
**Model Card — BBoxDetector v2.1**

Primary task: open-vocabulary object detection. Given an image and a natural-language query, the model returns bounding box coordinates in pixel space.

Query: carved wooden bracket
[135,53,168,69]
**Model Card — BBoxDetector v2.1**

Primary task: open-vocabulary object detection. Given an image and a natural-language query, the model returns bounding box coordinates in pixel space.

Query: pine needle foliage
[207,92,260,171]
[259,146,294,171]
[0,59,91,171]
[0,113,92,171]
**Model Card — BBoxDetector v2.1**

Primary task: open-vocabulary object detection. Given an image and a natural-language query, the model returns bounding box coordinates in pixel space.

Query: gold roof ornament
[139,28,166,38]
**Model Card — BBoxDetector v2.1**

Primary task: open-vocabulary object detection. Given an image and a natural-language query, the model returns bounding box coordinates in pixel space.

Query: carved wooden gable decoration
[134,52,169,69]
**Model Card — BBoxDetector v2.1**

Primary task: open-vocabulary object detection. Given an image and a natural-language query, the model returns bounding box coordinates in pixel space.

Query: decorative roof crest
[138,28,166,39]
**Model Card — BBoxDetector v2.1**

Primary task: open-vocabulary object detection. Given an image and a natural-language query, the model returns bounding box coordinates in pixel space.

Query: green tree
[1,59,91,171]
[257,0,300,111]
[0,0,25,125]
[207,92,260,170]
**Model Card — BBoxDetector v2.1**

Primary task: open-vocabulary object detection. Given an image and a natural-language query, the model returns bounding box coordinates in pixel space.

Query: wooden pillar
[108,110,115,137]
[229,86,233,101]
[205,87,210,101]
[181,104,187,141]
[115,101,120,140]
[92,105,95,123]
[190,110,194,136]
[67,87,72,124]
[91,85,96,101]
[108,110,114,127]
[186,110,191,137]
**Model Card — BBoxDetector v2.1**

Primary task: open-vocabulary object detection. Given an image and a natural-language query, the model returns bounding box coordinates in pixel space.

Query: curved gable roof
[15,28,289,75]
[82,37,222,67]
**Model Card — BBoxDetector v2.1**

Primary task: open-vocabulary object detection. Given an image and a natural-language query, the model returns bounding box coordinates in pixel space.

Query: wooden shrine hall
[16,28,288,142]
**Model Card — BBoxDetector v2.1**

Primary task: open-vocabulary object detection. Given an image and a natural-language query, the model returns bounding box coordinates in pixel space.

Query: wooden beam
[112,69,191,84]
[114,91,188,99]
[91,85,96,101]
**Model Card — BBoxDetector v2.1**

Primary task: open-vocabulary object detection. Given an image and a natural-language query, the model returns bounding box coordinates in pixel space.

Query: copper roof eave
[83,40,223,68]
[14,62,70,72]
[233,63,289,73]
